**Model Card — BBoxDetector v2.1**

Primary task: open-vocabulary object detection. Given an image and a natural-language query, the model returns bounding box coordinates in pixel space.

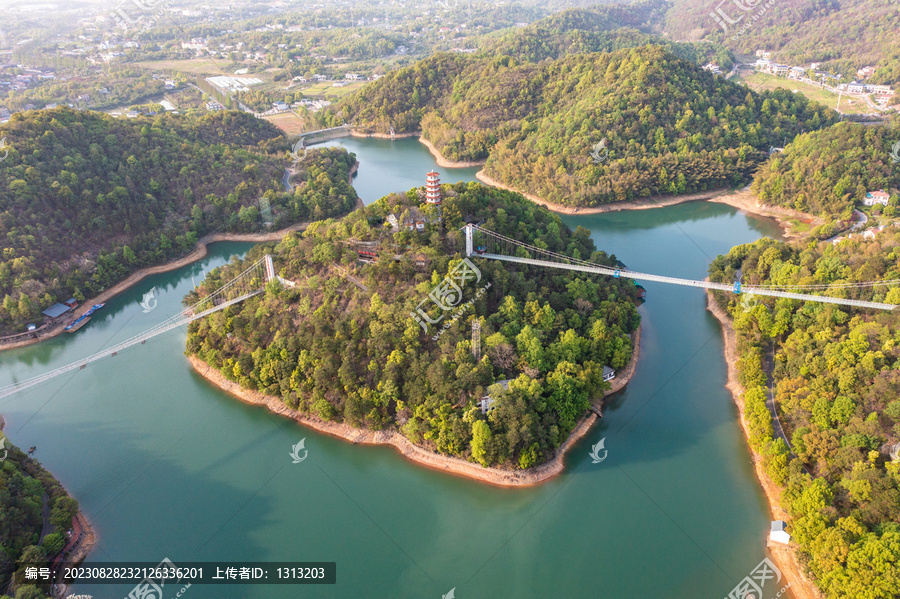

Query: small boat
[28,446,36,455]
[64,303,105,333]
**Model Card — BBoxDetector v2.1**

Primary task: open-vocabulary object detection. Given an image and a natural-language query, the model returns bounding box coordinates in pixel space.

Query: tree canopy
[322,45,837,208]
[0,108,358,334]
[709,232,900,598]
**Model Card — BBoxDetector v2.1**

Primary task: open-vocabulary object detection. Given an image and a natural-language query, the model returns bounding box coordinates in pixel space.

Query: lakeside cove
[2,135,797,599]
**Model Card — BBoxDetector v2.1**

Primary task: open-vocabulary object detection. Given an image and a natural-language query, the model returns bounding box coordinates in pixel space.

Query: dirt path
[188,326,640,487]
[706,293,823,599]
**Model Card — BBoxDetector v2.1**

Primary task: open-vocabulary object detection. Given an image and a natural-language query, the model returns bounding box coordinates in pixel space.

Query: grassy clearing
[133,59,239,77]
[297,81,367,99]
[262,112,313,136]
[737,71,870,115]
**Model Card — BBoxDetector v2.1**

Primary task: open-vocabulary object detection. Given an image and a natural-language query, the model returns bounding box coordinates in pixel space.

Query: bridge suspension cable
[0,256,274,400]
[465,225,898,312]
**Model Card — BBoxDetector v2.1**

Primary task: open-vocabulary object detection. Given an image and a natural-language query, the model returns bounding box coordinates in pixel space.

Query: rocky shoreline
[418,136,487,168]
[188,326,640,487]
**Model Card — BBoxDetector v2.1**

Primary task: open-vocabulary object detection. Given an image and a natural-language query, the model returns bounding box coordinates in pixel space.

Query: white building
[769,521,790,545]
[788,66,806,80]
[863,190,890,207]
[603,366,616,382]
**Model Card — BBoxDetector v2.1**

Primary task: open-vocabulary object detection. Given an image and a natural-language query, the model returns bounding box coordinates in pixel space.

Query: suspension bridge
[0,256,278,400]
[464,225,899,311]
[4,226,897,401]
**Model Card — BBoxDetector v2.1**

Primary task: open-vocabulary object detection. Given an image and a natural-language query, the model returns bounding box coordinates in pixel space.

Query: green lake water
[0,136,791,599]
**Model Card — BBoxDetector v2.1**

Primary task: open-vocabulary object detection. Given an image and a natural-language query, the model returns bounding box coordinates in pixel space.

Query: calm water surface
[0,138,789,598]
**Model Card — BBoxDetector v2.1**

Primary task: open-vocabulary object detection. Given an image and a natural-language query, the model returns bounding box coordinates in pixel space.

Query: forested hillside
[0,108,358,335]
[709,235,900,599]
[752,122,900,218]
[323,45,837,208]
[0,433,80,599]
[664,0,900,86]
[487,3,735,69]
[186,183,640,470]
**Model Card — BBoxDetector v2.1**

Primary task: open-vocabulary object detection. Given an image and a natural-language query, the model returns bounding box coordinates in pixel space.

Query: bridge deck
[479,253,896,311]
[0,290,264,400]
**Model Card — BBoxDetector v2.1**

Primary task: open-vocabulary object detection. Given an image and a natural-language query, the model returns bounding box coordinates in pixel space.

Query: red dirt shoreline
[188,327,640,487]
[473,171,815,237]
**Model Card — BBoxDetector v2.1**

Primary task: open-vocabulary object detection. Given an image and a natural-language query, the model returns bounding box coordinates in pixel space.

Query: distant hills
[664,0,900,85]
[487,2,735,69]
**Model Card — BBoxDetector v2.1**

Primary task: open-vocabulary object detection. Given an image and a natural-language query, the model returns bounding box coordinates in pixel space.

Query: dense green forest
[0,433,80,599]
[0,108,358,335]
[709,235,900,599]
[664,0,900,86]
[186,183,640,470]
[322,45,837,207]
[752,122,900,218]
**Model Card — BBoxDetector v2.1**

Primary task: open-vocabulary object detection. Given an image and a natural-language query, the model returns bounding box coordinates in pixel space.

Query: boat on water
[64,303,105,333]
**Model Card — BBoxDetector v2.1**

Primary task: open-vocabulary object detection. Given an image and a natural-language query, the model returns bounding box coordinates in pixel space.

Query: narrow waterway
[0,137,789,599]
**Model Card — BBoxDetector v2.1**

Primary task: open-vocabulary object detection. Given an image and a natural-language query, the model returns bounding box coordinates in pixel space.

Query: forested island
[185,183,640,473]
[320,44,837,209]
[0,108,359,336]
[708,234,900,599]
[0,433,83,599]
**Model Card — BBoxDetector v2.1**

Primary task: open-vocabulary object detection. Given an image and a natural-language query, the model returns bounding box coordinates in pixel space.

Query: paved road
[823,209,867,243]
